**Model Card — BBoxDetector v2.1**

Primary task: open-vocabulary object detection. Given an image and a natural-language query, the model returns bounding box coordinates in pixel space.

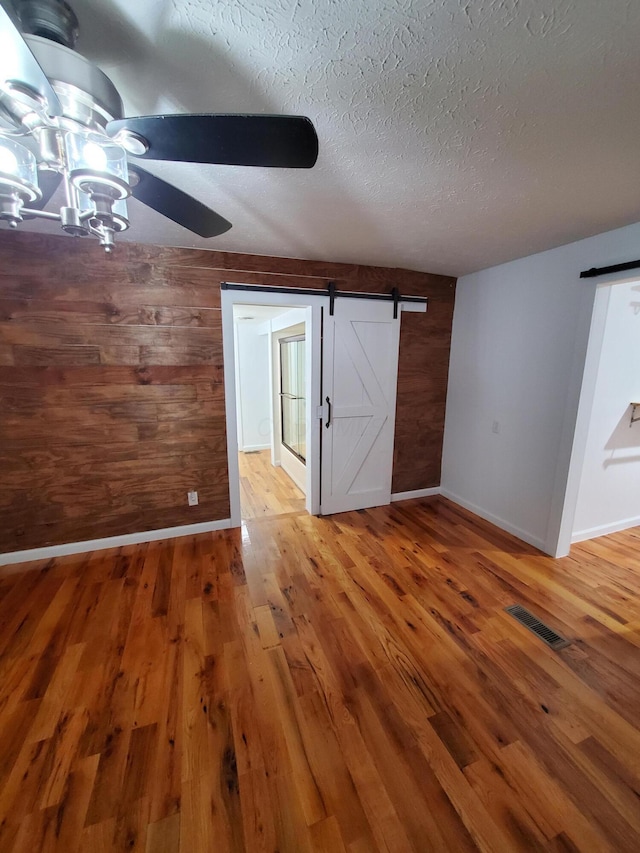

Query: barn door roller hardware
[221,281,427,315]
[324,281,420,316]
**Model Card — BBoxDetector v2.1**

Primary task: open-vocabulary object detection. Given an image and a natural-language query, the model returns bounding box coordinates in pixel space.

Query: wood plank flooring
[238,450,305,519]
[0,497,639,851]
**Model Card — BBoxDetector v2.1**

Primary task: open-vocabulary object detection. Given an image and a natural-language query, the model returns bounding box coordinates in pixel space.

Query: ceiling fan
[0,0,319,250]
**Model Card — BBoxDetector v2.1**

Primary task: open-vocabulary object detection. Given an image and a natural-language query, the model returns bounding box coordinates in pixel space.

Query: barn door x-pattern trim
[321,297,400,515]
[333,318,389,495]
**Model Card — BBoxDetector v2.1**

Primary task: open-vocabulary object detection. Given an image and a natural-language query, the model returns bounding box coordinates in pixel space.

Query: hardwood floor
[0,497,639,851]
[238,450,305,519]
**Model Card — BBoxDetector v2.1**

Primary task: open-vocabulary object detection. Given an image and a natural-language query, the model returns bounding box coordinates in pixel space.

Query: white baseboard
[240,444,270,453]
[571,515,640,544]
[0,518,233,569]
[391,487,440,502]
[439,489,547,552]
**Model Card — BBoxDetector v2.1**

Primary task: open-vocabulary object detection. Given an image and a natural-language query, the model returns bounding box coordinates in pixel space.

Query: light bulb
[83,141,108,171]
[0,145,19,176]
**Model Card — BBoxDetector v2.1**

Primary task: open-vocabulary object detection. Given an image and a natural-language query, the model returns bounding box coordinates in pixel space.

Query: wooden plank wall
[0,231,456,552]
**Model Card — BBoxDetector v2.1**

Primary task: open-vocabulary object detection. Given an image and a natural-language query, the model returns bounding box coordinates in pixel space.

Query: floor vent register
[505,604,570,650]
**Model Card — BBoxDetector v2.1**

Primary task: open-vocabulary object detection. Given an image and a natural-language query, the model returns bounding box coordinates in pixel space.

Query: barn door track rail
[221,281,427,316]
[580,258,640,279]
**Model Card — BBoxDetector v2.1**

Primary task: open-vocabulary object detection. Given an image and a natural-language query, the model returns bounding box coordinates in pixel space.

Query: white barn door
[320,298,401,514]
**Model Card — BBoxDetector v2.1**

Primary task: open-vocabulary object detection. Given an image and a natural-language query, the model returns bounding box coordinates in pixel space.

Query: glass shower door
[279,335,306,463]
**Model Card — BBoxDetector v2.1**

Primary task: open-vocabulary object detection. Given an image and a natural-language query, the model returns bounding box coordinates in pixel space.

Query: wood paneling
[0,233,229,552]
[0,231,455,552]
[394,300,455,492]
[0,499,639,850]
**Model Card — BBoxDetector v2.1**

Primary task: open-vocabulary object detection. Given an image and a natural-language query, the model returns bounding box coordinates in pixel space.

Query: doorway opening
[556,275,640,555]
[222,282,423,528]
[222,288,325,526]
[233,305,308,520]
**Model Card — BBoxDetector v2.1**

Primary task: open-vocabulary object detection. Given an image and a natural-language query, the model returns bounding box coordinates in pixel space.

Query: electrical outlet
[188,490,199,506]
[492,420,500,434]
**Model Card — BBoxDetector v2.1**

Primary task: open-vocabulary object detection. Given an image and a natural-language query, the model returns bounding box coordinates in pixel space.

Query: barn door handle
[325,396,332,428]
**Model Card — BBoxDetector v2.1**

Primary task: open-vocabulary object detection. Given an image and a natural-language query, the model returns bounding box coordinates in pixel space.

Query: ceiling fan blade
[0,3,62,117]
[22,168,61,218]
[128,165,232,238]
[107,114,319,168]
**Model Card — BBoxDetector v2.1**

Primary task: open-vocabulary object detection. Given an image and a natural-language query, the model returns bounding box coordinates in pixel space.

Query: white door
[320,298,401,514]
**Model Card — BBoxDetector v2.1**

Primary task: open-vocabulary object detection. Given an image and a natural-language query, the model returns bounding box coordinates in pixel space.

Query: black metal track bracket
[392,287,400,319]
[328,281,336,316]
[580,259,640,279]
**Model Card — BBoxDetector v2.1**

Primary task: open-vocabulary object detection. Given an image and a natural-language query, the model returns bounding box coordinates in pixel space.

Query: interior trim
[571,514,640,543]
[0,518,232,569]
[391,487,441,502]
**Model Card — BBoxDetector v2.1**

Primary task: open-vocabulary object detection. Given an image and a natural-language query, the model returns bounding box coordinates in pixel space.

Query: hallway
[238,450,305,520]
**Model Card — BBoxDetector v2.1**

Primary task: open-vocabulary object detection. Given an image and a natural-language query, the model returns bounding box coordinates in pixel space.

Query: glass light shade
[76,187,130,232]
[65,132,130,199]
[110,196,130,231]
[0,137,41,202]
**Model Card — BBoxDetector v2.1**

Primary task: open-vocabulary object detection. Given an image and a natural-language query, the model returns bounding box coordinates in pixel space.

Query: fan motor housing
[25,34,124,130]
[13,0,79,49]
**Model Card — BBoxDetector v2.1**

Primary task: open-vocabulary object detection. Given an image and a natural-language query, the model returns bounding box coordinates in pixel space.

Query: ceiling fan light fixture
[34,125,64,168]
[0,136,41,224]
[114,129,149,157]
[76,186,129,233]
[0,79,48,119]
[82,139,107,171]
[14,0,79,49]
[64,130,129,199]
[0,143,19,177]
[0,136,40,198]
[107,195,129,231]
[0,0,319,249]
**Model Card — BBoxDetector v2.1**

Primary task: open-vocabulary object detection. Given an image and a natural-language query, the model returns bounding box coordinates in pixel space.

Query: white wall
[234,321,271,452]
[572,280,640,541]
[441,219,640,556]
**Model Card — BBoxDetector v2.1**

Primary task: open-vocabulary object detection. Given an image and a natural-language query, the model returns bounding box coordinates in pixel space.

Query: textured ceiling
[17,0,640,275]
